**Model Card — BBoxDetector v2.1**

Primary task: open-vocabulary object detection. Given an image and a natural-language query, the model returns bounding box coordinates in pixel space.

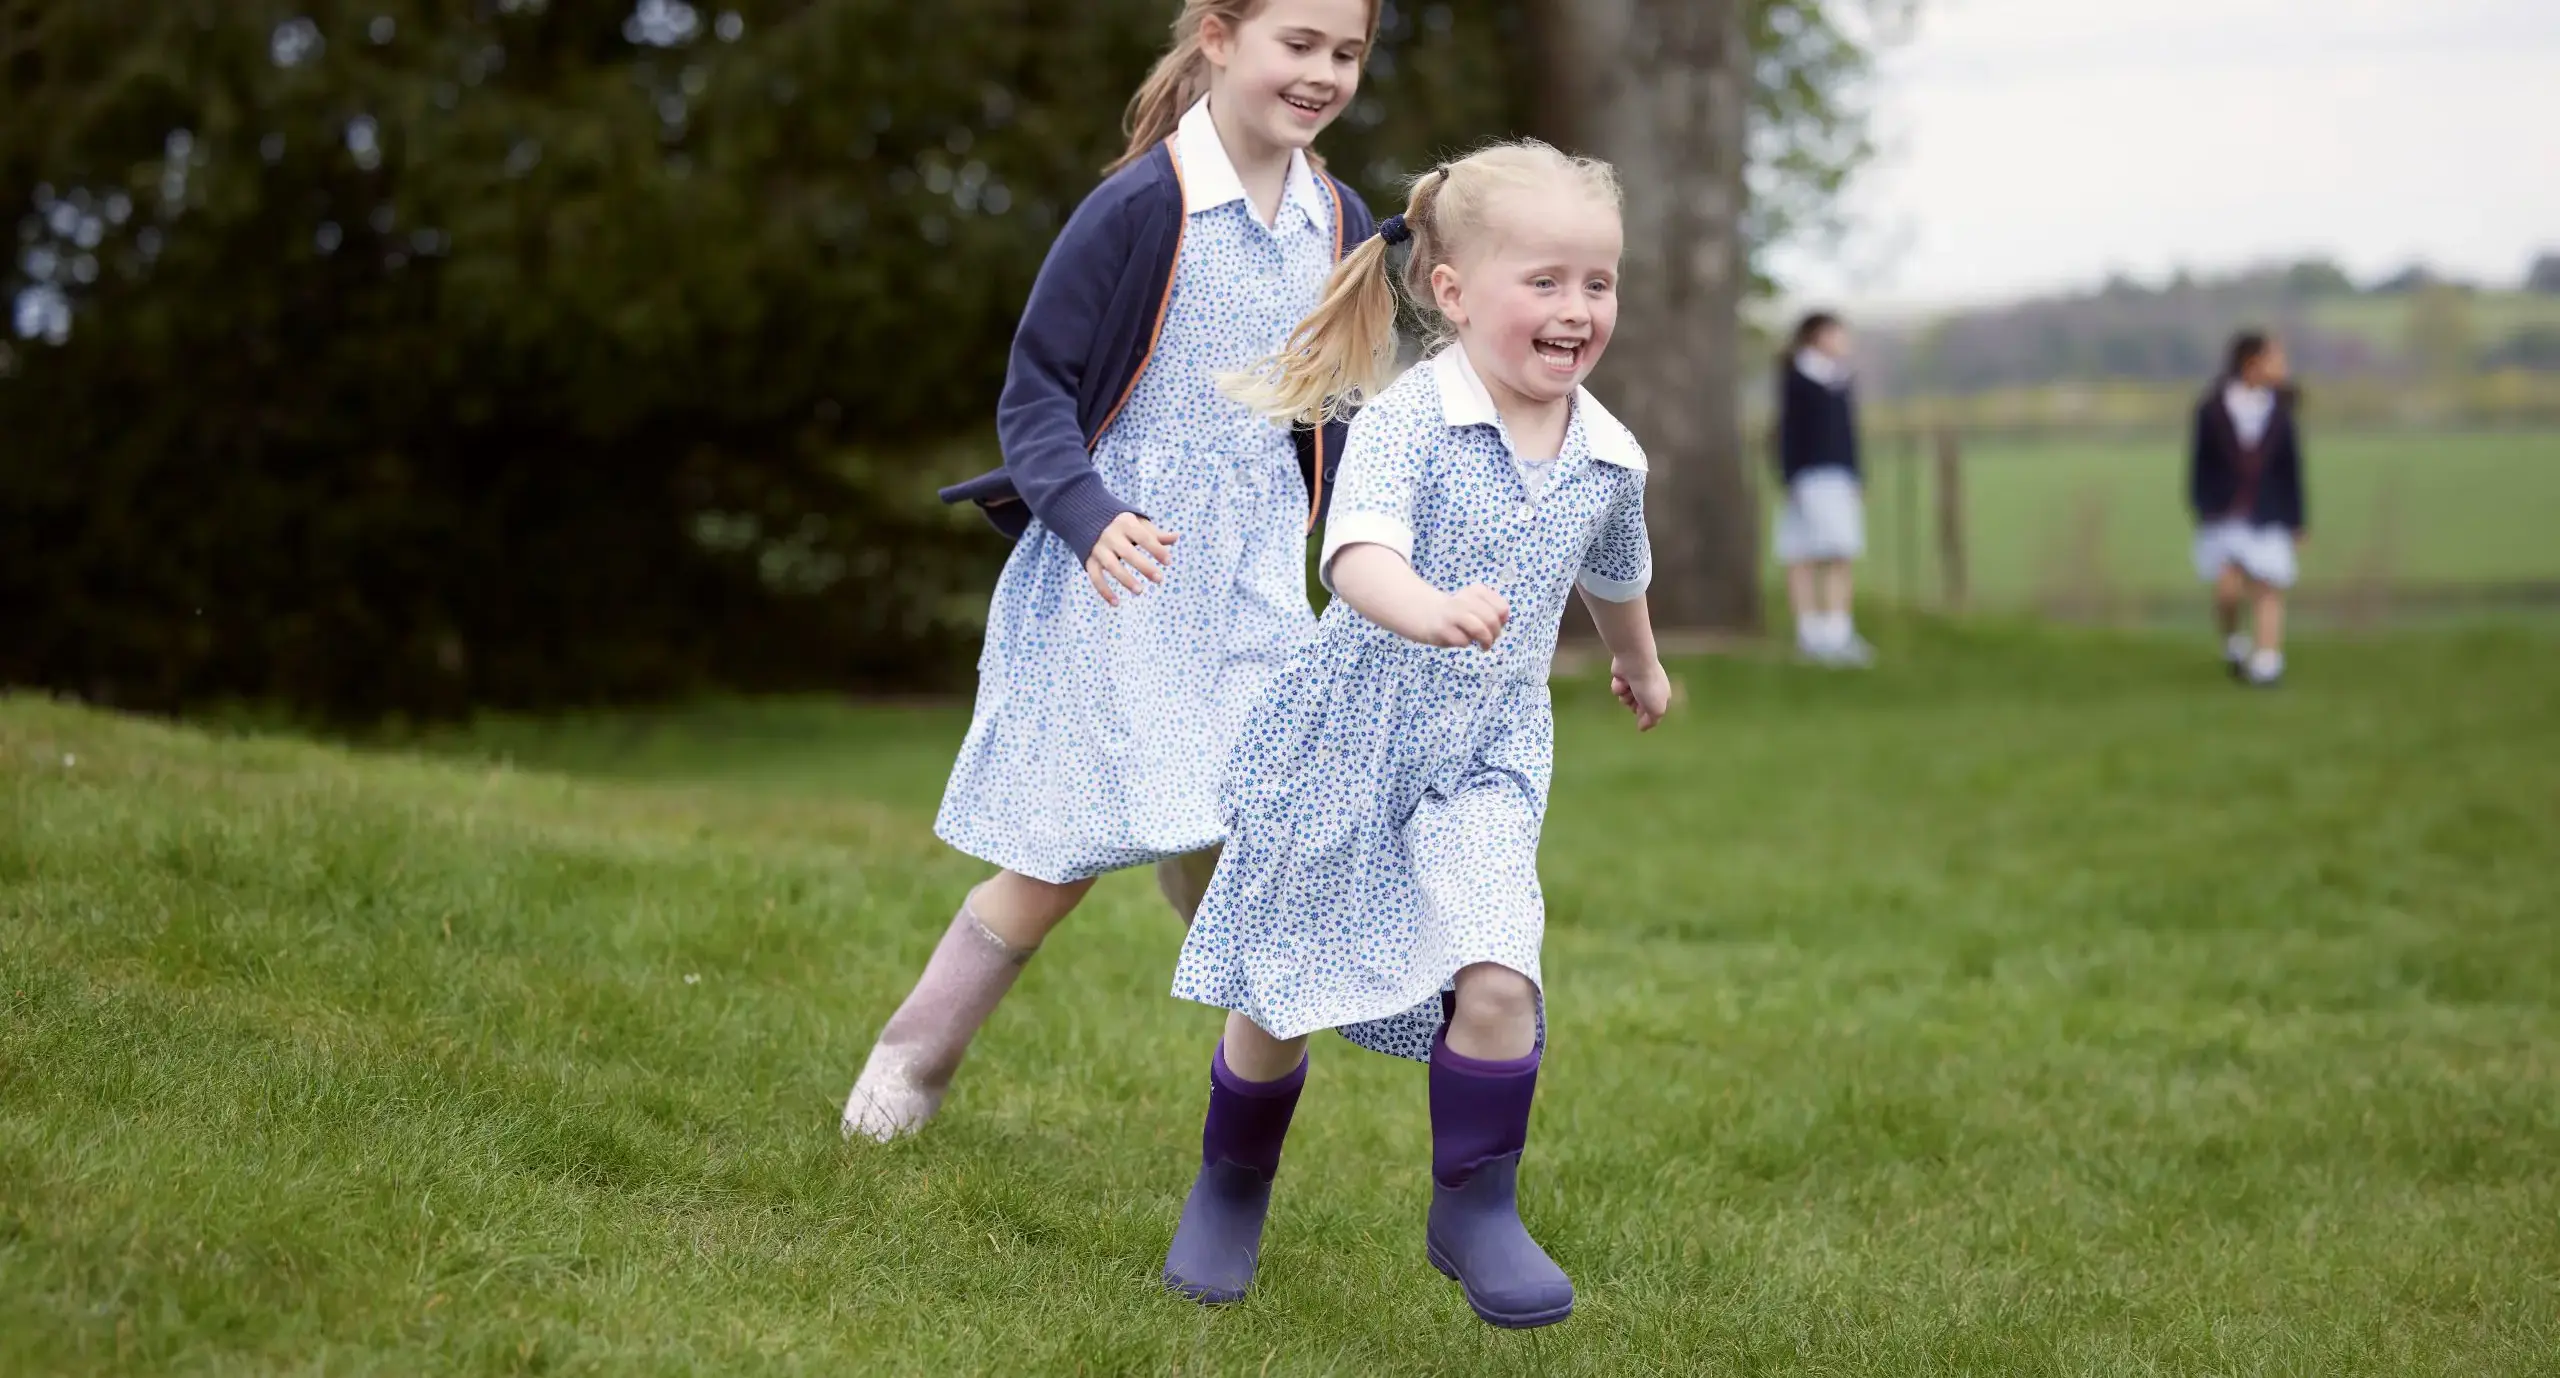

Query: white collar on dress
[1428,346,1647,473]
[1794,348,1853,388]
[2223,381,2277,444]
[1174,96,1325,226]
[2224,380,2275,411]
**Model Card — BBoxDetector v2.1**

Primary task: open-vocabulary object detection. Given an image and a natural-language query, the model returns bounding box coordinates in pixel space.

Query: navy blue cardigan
[2188,384,2306,531]
[1776,362,1860,482]
[939,141,1377,559]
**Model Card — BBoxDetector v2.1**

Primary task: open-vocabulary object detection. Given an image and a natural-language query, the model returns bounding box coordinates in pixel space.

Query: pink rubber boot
[841,898,1036,1142]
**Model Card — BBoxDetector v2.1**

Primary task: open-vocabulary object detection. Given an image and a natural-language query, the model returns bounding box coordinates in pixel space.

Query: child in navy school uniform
[2189,330,2307,687]
[1773,310,1873,666]
[842,0,1381,1143]
[1157,141,1671,1328]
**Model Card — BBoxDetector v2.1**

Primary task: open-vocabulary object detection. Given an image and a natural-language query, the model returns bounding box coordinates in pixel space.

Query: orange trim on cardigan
[1086,139,1188,454]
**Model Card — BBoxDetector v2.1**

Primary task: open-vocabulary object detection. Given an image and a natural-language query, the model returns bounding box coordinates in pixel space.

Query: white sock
[2247,647,2284,680]
[2225,632,2253,663]
[1806,612,1847,650]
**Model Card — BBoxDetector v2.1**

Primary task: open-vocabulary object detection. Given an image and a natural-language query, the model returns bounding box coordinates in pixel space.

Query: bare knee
[1155,847,1221,925]
[1221,1010,1309,1082]
[971,870,1094,949]
[1447,963,1539,1059]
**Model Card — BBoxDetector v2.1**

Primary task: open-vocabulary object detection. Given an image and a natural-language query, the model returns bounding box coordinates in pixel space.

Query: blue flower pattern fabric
[1171,346,1653,1060]
[936,101,1340,883]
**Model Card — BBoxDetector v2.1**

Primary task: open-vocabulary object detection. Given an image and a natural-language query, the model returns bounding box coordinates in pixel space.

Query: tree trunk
[1525,0,1759,633]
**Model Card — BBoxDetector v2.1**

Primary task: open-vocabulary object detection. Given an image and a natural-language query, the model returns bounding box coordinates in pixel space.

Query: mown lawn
[5,622,2557,1374]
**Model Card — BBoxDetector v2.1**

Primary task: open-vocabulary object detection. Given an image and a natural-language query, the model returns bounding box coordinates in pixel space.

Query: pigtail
[1217,236,1397,425]
[1224,142,1616,426]
[1219,173,1440,426]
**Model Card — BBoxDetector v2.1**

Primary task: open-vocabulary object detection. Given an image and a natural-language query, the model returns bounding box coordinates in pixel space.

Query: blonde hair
[1222,140,1623,426]
[1107,0,1383,174]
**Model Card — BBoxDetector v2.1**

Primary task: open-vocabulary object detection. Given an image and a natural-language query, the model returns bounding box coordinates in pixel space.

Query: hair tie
[1378,214,1411,246]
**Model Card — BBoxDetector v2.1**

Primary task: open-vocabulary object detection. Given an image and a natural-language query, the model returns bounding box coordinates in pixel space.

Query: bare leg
[1446,963,1539,1062]
[842,869,1095,1142]
[1815,560,1871,665]
[2214,563,2246,640]
[1155,846,1223,926]
[973,868,1095,949]
[1786,561,1820,648]
[2241,579,2288,685]
[1819,559,1856,617]
[1220,1009,1311,1083]
[2252,581,2285,657]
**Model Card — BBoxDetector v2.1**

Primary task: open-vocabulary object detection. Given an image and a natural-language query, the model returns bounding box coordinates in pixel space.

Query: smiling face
[1430,186,1624,414]
[1200,0,1370,157]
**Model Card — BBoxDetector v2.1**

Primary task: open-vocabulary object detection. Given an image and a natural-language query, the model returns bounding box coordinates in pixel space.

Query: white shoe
[2223,633,2253,678]
[843,1045,944,1143]
[1800,634,1873,669]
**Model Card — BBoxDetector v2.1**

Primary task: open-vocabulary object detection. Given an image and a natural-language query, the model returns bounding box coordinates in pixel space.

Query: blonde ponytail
[1224,142,1622,426]
[1220,173,1441,426]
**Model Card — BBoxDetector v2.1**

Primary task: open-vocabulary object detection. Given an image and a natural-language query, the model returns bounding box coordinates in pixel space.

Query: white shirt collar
[1174,96,1325,227]
[1429,346,1647,473]
[1794,348,1853,388]
[2223,380,2277,444]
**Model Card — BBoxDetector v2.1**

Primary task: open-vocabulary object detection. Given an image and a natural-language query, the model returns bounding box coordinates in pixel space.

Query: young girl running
[2189,329,2306,687]
[843,0,1380,1143]
[1157,142,1671,1328]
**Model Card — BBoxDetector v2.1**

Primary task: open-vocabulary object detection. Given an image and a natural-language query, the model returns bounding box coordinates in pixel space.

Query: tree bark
[1525,0,1759,632]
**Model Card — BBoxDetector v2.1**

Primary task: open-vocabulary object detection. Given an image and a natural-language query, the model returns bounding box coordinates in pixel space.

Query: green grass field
[2304,292,2560,358]
[7,623,2560,1374]
[1845,429,2560,614]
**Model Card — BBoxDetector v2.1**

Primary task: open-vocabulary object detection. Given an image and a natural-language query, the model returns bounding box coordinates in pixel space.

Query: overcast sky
[1769,0,2560,309]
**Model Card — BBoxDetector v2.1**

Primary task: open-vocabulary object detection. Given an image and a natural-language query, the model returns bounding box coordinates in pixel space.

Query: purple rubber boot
[1424,1028,1573,1328]
[1163,1043,1305,1304]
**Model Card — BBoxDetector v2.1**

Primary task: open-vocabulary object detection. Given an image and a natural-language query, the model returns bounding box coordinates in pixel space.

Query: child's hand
[1425,585,1510,650]
[1611,656,1673,731]
[1085,513,1179,606]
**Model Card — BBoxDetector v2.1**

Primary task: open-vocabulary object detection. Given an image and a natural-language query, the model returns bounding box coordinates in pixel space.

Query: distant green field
[2306,291,2560,356]
[1837,429,2560,613]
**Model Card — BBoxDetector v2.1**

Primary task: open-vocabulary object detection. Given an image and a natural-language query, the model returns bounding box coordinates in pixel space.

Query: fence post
[1934,427,1966,611]
[1897,429,1919,609]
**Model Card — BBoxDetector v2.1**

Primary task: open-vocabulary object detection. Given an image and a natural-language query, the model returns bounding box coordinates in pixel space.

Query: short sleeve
[1317,400,1432,594]
[1578,473,1652,602]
